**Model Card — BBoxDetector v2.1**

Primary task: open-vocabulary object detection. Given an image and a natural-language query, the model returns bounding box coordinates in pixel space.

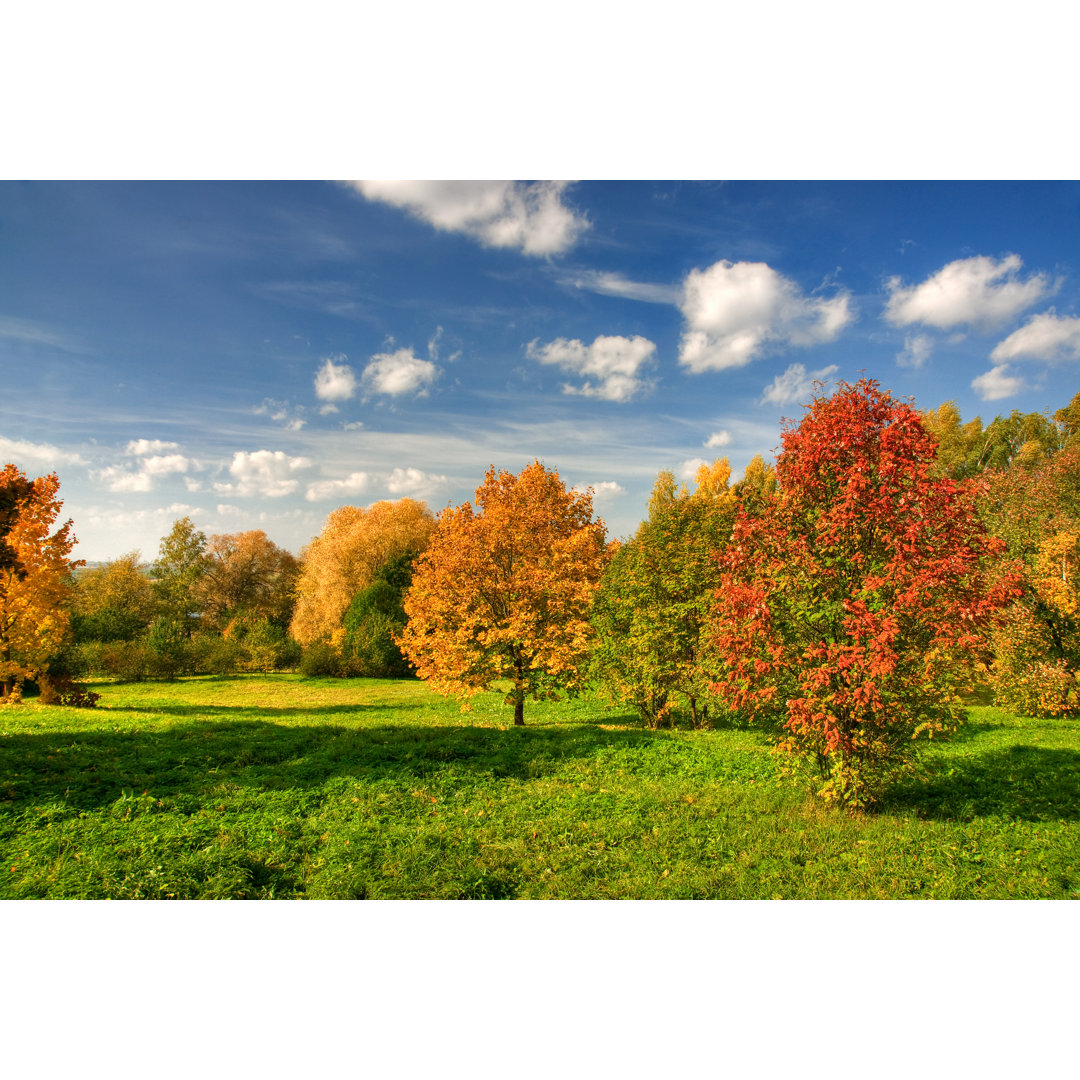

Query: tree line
[2,380,1078,806]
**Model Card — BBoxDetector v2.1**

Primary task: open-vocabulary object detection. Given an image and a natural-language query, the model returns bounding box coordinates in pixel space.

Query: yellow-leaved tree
[290,499,435,645]
[0,465,80,700]
[399,461,611,725]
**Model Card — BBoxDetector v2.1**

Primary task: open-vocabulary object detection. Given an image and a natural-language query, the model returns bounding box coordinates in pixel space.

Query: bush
[37,673,100,708]
[299,640,345,678]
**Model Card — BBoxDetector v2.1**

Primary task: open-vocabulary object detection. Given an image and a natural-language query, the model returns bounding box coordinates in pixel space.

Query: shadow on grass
[98,703,401,720]
[0,713,658,812]
[882,745,1080,822]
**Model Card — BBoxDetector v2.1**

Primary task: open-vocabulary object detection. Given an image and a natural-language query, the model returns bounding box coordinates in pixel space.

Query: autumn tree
[70,551,158,642]
[592,460,738,728]
[193,530,300,632]
[709,380,1018,808]
[982,444,1080,714]
[0,465,81,700]
[399,461,610,725]
[290,499,435,645]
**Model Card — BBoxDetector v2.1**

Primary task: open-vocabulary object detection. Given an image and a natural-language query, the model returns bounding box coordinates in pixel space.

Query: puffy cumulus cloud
[213,450,311,498]
[884,254,1054,331]
[678,261,854,372]
[677,458,707,482]
[704,430,732,448]
[990,311,1080,363]
[385,467,448,498]
[897,333,933,369]
[305,471,370,503]
[126,438,180,456]
[362,348,438,397]
[314,355,358,402]
[0,436,86,469]
[972,365,1027,401]
[97,453,191,493]
[526,335,657,402]
[760,362,839,406]
[585,480,625,501]
[348,181,587,257]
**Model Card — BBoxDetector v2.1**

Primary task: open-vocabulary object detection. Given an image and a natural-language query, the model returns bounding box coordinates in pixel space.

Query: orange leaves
[0,465,80,696]
[290,499,435,644]
[399,461,608,724]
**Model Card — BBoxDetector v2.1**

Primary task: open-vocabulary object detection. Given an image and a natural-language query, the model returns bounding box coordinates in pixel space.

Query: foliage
[152,517,208,632]
[399,461,610,724]
[70,551,158,643]
[36,673,100,708]
[194,530,300,632]
[592,460,737,728]
[290,500,435,645]
[709,380,1020,808]
[983,446,1080,714]
[0,465,81,699]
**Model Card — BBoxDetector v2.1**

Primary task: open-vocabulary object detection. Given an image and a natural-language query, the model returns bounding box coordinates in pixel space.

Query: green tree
[71,551,158,642]
[152,517,208,634]
[592,461,737,728]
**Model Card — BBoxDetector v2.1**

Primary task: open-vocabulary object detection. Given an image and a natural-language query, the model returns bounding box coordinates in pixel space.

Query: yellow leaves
[1033,530,1080,619]
[291,499,435,644]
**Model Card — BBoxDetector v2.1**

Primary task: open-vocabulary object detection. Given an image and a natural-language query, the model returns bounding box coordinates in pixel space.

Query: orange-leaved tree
[290,499,435,646]
[709,380,1020,808]
[0,465,81,699]
[399,461,610,725]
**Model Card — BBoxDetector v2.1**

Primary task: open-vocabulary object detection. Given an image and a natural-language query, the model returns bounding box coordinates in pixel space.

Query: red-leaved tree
[709,379,1020,807]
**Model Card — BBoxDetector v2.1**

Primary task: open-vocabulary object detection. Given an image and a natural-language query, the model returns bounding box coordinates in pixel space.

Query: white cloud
[884,254,1054,331]
[678,261,854,372]
[314,355,358,402]
[0,315,80,351]
[255,397,306,429]
[213,450,311,498]
[990,311,1080,363]
[342,421,364,431]
[0,436,86,469]
[704,430,732,449]
[760,363,839,406]
[897,333,933,369]
[385,467,448,498]
[362,348,438,397]
[97,453,191,493]
[677,458,707,482]
[319,404,339,415]
[589,480,625,501]
[126,438,180,456]
[305,471,370,502]
[348,180,587,257]
[563,270,682,305]
[527,334,657,402]
[971,365,1027,401]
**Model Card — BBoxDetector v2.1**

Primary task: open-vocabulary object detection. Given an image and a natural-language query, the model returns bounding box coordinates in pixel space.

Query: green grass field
[2,674,1078,899]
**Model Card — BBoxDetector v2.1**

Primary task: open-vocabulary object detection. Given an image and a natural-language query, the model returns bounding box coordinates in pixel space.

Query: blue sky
[2,180,1079,561]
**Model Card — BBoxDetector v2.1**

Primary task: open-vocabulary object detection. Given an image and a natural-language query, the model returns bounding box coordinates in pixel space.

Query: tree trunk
[514,694,524,726]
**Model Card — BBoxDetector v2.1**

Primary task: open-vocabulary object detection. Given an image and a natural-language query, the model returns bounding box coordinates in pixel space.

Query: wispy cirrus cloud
[561,269,681,305]
[345,181,587,256]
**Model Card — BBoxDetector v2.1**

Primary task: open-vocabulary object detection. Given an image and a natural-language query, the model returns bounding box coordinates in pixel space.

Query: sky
[2,179,1079,561]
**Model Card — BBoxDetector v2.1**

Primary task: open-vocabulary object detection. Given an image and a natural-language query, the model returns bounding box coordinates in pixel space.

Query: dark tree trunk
[514,695,524,726]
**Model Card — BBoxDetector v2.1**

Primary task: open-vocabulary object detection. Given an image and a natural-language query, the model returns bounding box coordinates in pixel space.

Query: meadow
[2,674,1078,900]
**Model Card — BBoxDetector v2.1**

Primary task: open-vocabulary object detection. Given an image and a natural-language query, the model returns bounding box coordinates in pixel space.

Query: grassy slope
[1,675,1078,899]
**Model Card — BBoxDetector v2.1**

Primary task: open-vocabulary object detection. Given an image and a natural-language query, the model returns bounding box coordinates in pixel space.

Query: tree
[340,552,419,677]
[982,444,1080,715]
[399,461,610,725]
[152,516,208,633]
[290,499,435,645]
[194,530,300,631]
[592,460,737,728]
[0,465,81,699]
[71,551,158,642]
[709,380,1019,808]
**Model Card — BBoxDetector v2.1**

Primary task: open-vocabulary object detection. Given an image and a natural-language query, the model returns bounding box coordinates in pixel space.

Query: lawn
[2,674,1078,899]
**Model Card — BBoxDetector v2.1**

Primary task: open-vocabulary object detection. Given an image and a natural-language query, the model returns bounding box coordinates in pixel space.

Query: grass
[2,674,1079,899]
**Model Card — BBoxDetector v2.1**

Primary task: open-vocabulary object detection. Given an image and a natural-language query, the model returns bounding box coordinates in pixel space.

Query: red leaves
[707,379,1018,806]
